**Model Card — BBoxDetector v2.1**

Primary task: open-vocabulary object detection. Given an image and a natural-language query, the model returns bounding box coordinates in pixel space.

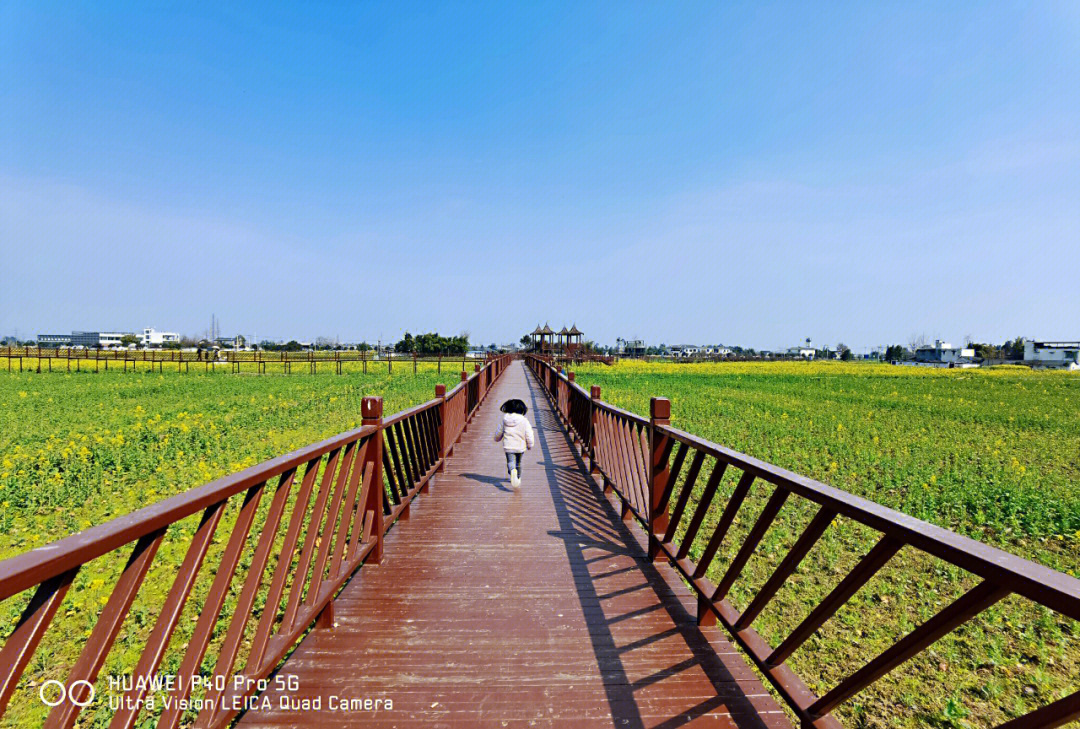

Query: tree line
[883,337,1026,362]
[394,332,470,355]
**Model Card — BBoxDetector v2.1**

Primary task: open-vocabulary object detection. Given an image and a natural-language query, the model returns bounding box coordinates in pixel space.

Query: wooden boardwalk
[236,362,789,728]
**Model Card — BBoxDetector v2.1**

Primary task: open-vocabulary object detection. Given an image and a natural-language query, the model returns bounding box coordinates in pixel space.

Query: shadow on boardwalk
[525,374,778,729]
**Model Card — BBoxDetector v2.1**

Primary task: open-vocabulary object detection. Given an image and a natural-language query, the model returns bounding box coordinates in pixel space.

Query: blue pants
[505,451,523,475]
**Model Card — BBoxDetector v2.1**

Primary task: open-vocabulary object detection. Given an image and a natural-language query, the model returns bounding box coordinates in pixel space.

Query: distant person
[494,398,534,489]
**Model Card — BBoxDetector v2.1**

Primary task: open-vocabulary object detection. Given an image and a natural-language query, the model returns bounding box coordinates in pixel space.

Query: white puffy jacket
[494,413,534,453]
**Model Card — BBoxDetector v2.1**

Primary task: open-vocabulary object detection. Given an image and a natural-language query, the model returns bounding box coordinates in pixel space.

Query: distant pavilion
[527,323,584,354]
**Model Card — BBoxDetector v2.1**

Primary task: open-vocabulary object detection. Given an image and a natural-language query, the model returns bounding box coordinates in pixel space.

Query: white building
[913,340,975,365]
[670,345,700,358]
[786,338,815,360]
[141,328,180,347]
[1024,340,1080,370]
[98,332,129,348]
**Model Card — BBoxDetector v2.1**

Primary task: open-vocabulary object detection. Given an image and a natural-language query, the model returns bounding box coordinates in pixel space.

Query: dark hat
[500,398,528,415]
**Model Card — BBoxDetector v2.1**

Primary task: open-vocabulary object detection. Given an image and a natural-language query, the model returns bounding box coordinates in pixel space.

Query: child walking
[494,398,534,489]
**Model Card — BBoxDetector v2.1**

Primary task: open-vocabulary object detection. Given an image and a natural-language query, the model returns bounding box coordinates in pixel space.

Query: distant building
[785,338,815,360]
[37,334,71,348]
[71,331,99,348]
[215,335,247,350]
[99,332,131,348]
[1024,340,1080,370]
[913,340,975,365]
[71,331,132,348]
[670,345,700,358]
[141,328,179,347]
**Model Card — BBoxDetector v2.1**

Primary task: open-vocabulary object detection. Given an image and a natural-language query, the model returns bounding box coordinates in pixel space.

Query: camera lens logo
[38,680,95,707]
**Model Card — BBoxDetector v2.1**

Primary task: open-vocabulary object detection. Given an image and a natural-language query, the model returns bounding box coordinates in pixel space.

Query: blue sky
[2,2,1077,350]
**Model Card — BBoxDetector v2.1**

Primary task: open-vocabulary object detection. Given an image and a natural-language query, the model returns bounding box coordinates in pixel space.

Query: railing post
[697,593,716,627]
[461,370,470,432]
[361,396,385,564]
[648,397,672,562]
[567,372,577,444]
[435,384,448,471]
[590,386,602,480]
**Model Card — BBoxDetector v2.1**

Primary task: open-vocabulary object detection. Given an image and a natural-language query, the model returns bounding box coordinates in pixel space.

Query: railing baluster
[635,424,651,498]
[597,409,615,486]
[158,482,265,729]
[656,442,688,517]
[735,505,836,630]
[329,440,370,579]
[425,407,438,468]
[400,419,419,488]
[609,414,631,505]
[996,690,1080,729]
[768,535,902,665]
[588,386,602,473]
[392,421,411,493]
[245,458,322,674]
[381,448,401,507]
[111,504,226,729]
[809,580,1008,717]
[675,461,728,561]
[348,460,376,562]
[280,451,341,631]
[197,469,300,726]
[625,422,644,511]
[425,406,442,469]
[303,444,357,615]
[664,451,707,543]
[414,410,432,474]
[712,486,789,601]
[629,421,649,516]
[51,529,166,728]
[623,419,644,516]
[0,569,79,716]
[412,410,430,476]
[386,425,410,497]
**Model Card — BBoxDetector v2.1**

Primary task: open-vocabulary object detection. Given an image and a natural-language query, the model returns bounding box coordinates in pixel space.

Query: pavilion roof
[530,325,544,335]
[568,324,582,335]
[558,326,570,335]
[540,323,555,335]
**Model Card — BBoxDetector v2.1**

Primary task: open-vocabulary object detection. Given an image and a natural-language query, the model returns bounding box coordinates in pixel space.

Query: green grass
[569,360,1079,728]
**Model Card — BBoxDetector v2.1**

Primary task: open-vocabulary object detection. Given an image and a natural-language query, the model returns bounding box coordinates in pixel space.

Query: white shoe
[510,469,521,489]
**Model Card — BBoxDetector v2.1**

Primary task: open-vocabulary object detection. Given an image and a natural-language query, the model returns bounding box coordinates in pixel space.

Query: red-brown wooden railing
[0,354,512,728]
[525,355,1080,729]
